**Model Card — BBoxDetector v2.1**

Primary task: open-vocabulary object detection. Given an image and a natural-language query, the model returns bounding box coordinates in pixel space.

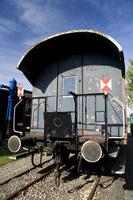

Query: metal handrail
[28,93,125,140]
[13,99,23,136]
[110,96,125,139]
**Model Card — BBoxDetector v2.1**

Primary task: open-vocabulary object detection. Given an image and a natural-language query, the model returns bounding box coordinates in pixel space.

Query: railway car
[8,30,126,185]
[0,88,9,143]
[0,80,32,144]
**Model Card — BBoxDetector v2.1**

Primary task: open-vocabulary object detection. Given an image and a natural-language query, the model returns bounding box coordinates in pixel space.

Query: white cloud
[23,36,43,46]
[0,18,17,34]
[0,46,31,90]
[12,0,67,34]
[86,0,133,34]
[86,0,133,66]
[0,0,132,87]
[0,59,32,90]
[0,72,32,90]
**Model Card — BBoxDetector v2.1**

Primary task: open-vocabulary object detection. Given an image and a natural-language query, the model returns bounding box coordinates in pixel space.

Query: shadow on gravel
[62,167,80,182]
[64,171,95,193]
[38,163,55,174]
[67,178,93,193]
[123,184,133,190]
[99,176,118,189]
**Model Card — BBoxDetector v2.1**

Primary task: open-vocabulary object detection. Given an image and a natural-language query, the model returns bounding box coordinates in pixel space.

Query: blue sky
[0,0,133,90]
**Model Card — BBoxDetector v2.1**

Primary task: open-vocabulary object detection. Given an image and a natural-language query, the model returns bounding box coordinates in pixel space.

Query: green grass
[0,146,15,167]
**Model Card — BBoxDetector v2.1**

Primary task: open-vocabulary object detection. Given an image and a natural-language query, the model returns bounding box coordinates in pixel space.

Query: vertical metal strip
[37,98,40,128]
[29,98,32,130]
[22,98,26,134]
[95,95,97,130]
[45,97,47,112]
[74,95,78,150]
[85,95,87,130]
[56,62,59,112]
[44,97,47,145]
[105,94,108,152]
[81,55,84,133]
[32,99,34,129]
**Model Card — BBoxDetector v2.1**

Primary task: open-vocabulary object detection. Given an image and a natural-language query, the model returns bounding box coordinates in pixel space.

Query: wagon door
[58,56,83,131]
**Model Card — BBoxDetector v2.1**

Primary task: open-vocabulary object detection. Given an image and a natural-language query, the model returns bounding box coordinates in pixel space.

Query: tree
[126,60,133,108]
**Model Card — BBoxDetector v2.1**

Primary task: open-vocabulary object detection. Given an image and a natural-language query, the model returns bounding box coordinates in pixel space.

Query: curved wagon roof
[18,30,125,85]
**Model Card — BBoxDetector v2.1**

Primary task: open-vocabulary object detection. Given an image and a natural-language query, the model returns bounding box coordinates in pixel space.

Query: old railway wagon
[8,30,126,185]
[0,88,9,143]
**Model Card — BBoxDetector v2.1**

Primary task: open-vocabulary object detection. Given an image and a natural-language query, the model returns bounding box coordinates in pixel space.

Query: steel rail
[87,175,101,200]
[0,158,52,186]
[3,163,55,200]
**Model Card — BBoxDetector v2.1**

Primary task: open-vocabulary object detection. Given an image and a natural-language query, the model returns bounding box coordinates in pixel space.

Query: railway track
[0,158,52,186]
[87,175,101,200]
[87,174,117,200]
[0,154,116,200]
[19,171,115,200]
[3,163,55,200]
[0,154,76,200]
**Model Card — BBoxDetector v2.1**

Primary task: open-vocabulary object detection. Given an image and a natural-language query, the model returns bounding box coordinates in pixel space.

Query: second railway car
[0,88,9,143]
[8,30,126,185]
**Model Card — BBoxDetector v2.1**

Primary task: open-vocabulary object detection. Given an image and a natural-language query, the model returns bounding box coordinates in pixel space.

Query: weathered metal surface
[17,30,125,85]
[81,140,103,163]
[0,88,9,142]
[78,133,105,145]
[31,60,125,138]
[44,112,72,139]
[17,30,125,139]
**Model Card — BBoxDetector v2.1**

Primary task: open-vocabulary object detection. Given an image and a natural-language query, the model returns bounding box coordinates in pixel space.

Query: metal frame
[17,92,124,144]
[69,92,108,151]
[62,75,77,98]
[13,99,23,136]
[109,96,125,139]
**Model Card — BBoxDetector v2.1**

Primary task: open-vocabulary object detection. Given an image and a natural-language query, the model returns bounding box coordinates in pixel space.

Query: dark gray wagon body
[18,30,126,140]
